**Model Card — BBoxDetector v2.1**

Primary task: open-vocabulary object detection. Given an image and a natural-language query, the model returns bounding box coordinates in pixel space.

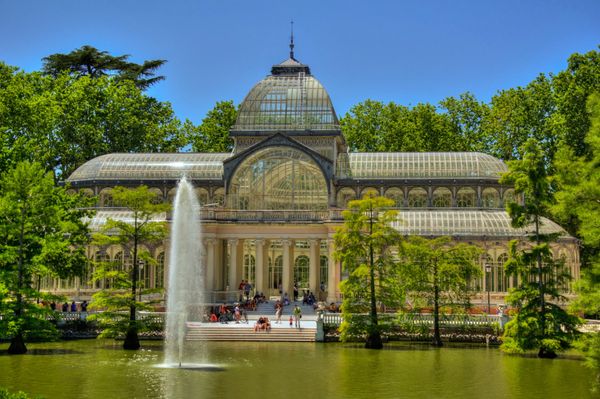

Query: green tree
[500,138,581,358]
[340,100,463,153]
[89,186,169,350]
[552,47,600,157]
[42,45,166,90]
[439,92,491,153]
[482,74,562,162]
[187,100,237,152]
[401,236,481,346]
[554,93,600,389]
[0,161,92,354]
[334,195,403,349]
[0,64,185,178]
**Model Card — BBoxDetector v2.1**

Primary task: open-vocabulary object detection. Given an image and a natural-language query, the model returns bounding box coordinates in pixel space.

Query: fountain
[162,177,217,369]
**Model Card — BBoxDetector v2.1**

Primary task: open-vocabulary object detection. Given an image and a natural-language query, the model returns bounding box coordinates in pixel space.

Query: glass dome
[233,69,339,132]
[67,153,230,182]
[337,152,507,179]
[228,146,328,210]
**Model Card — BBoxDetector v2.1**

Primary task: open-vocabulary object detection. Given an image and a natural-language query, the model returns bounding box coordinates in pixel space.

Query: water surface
[0,340,594,399]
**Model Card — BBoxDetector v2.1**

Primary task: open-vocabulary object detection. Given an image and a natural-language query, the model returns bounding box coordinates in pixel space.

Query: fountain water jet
[163,177,207,368]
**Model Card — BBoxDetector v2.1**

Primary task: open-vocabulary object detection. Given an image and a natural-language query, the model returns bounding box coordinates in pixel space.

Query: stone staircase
[185,322,317,342]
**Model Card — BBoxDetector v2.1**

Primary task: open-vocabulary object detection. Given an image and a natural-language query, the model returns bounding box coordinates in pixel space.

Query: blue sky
[1,0,598,124]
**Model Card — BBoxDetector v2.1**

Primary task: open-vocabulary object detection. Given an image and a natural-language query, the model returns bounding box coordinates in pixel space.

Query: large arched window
[294,255,310,288]
[270,255,283,291]
[432,187,452,207]
[337,188,356,208]
[456,187,476,207]
[408,188,428,207]
[385,188,404,207]
[229,146,328,210]
[320,255,329,289]
[243,254,256,284]
[482,188,500,208]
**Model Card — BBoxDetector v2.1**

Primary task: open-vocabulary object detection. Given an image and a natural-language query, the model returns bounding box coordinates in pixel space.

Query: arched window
[228,146,328,210]
[432,187,452,207]
[337,188,356,208]
[497,253,509,292]
[407,188,428,207]
[360,187,379,199]
[384,188,404,207]
[99,188,113,207]
[503,189,516,206]
[167,188,178,204]
[195,188,209,205]
[243,254,256,284]
[213,188,225,207]
[320,255,329,289]
[155,252,165,289]
[456,187,476,207]
[294,255,310,288]
[270,255,283,291]
[148,188,163,205]
[482,188,500,208]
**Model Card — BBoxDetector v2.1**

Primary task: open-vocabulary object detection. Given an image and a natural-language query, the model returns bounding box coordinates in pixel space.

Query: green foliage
[500,241,581,355]
[482,74,563,162]
[187,100,237,152]
[439,92,491,153]
[89,186,168,344]
[500,139,581,357]
[575,332,600,392]
[340,100,463,152]
[0,161,92,351]
[0,387,38,399]
[42,45,166,90]
[401,236,482,345]
[334,195,403,343]
[552,48,600,156]
[0,62,186,178]
[554,93,600,388]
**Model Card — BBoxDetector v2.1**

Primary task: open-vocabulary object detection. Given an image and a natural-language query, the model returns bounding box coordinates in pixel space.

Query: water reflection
[0,340,594,399]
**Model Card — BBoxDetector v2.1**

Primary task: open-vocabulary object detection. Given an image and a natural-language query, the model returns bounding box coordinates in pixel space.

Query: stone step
[185,324,316,342]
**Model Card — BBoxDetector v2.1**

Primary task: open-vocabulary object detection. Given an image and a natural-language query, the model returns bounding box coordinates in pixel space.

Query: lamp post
[485,264,492,314]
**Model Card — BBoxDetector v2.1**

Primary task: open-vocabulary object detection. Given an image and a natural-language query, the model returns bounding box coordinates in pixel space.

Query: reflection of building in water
[50,51,579,305]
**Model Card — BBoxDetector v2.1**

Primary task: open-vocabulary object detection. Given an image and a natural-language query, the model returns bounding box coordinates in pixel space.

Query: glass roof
[67,153,229,182]
[87,209,567,238]
[85,211,167,232]
[390,210,566,237]
[337,152,507,179]
[233,74,339,132]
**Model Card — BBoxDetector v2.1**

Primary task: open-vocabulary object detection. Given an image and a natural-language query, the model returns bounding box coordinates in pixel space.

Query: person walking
[293,305,302,329]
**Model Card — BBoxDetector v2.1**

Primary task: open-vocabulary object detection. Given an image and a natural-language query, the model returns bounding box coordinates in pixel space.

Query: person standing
[293,305,302,329]
[275,300,283,323]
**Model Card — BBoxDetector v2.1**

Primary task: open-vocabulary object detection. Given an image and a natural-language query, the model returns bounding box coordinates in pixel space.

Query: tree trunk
[123,323,140,350]
[365,206,382,350]
[538,347,557,359]
[124,215,140,350]
[365,330,383,349]
[432,260,443,347]
[8,333,27,354]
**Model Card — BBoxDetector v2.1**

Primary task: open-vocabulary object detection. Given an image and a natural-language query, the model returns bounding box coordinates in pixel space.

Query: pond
[0,340,594,399]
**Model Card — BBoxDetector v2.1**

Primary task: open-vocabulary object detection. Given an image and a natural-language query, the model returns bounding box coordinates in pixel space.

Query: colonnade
[202,237,339,303]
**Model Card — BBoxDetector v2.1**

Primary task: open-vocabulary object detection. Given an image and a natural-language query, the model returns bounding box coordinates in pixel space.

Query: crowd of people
[48,300,88,312]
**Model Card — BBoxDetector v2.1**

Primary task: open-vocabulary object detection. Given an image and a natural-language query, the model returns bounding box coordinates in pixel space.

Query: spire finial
[289,20,295,60]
